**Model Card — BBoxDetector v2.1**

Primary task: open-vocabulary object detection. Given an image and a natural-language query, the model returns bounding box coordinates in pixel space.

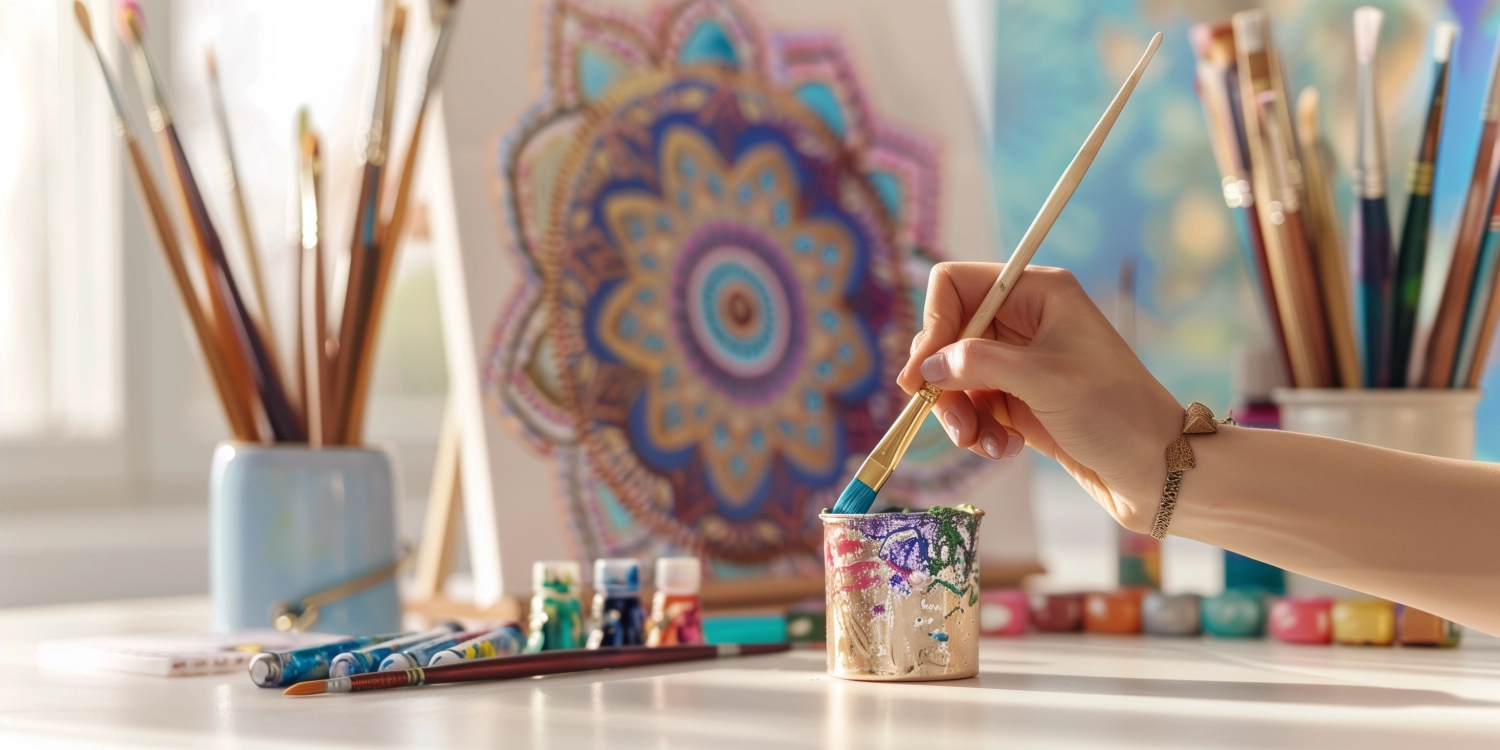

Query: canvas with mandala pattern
[433,0,1037,602]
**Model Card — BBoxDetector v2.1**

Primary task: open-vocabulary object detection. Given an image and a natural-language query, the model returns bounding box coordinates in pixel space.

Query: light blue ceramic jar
[209,442,401,634]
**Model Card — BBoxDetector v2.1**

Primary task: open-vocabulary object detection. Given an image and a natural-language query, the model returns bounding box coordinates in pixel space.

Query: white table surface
[5,597,1500,749]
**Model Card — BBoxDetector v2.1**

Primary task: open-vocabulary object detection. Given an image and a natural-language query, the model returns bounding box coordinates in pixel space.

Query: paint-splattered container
[820,508,983,681]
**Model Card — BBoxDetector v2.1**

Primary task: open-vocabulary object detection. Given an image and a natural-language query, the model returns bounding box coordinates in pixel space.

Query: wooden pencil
[299,112,330,446]
[1258,91,1335,388]
[1389,23,1457,387]
[1353,7,1395,388]
[1296,87,1361,388]
[283,643,792,695]
[119,2,303,441]
[1190,22,1293,385]
[205,46,277,376]
[343,0,463,445]
[1232,10,1323,388]
[73,1,258,441]
[1427,32,1500,387]
[331,5,407,444]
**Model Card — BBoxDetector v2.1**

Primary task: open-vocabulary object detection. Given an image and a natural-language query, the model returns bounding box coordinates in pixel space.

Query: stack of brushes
[1192,8,1500,390]
[73,0,460,445]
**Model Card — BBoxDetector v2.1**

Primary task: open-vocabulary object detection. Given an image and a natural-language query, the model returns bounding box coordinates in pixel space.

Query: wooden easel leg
[413,397,462,600]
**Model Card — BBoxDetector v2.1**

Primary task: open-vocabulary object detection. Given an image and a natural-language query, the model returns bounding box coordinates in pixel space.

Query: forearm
[1172,425,1500,634]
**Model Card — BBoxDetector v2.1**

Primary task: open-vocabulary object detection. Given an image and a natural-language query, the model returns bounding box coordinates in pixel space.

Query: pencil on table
[1296,87,1361,388]
[72,1,258,441]
[342,0,463,445]
[1190,22,1293,385]
[331,4,407,445]
[119,1,303,441]
[1426,30,1500,387]
[1353,7,1395,388]
[1389,23,1457,387]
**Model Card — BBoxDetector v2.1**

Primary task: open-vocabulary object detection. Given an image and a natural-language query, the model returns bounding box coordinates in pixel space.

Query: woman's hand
[898,263,1184,531]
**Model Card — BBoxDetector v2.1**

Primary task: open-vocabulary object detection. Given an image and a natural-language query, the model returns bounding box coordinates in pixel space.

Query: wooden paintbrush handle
[126,139,258,440]
[959,32,1160,342]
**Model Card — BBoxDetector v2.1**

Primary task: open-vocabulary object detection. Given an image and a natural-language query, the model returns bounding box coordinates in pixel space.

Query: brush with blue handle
[832,32,1163,514]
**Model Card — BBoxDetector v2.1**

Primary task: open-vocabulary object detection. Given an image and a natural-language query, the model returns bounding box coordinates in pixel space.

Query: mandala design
[488,0,979,565]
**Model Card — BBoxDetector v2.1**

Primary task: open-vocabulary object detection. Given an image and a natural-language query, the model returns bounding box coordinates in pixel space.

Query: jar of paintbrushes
[72,1,462,633]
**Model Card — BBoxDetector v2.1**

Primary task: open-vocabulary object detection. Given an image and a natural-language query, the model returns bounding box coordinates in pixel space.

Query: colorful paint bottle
[1269,597,1332,644]
[247,631,403,687]
[329,622,461,677]
[1396,605,1461,647]
[527,561,585,652]
[1332,599,1396,646]
[588,558,646,649]
[647,557,704,646]
[379,629,486,671]
[1117,530,1160,589]
[1030,593,1083,632]
[786,598,827,644]
[978,590,1029,637]
[1142,593,1201,636]
[1083,590,1143,634]
[1202,590,1266,638]
[428,623,528,666]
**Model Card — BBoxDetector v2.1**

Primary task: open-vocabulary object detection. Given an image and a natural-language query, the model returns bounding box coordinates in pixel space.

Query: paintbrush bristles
[1353,7,1382,64]
[1434,21,1458,63]
[74,1,95,42]
[1231,10,1264,54]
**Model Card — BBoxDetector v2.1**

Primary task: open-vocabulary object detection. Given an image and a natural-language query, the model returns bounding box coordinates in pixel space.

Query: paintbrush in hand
[1389,22,1457,387]
[831,32,1162,515]
[283,643,790,696]
[73,1,258,441]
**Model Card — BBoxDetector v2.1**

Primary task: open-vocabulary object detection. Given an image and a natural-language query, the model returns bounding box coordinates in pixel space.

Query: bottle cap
[533,560,581,595]
[594,558,641,596]
[654,556,702,595]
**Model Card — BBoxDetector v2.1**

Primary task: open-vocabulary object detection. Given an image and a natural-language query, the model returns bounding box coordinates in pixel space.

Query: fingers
[931,389,980,449]
[916,337,1047,403]
[967,398,1025,460]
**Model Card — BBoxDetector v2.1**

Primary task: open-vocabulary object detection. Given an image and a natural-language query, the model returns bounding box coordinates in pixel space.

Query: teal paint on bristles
[832,32,1163,515]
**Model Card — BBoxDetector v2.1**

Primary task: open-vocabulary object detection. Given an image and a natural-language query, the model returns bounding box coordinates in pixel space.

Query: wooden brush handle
[959,33,1161,342]
[126,139,258,440]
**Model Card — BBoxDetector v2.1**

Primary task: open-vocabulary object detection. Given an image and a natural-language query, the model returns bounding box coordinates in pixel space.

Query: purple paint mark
[872,604,885,615]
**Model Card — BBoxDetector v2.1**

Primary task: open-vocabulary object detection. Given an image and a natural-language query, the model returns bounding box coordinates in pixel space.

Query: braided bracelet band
[1150,402,1233,539]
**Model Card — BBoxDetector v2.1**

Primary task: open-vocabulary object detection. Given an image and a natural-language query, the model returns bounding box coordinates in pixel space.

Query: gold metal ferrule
[851,383,942,492]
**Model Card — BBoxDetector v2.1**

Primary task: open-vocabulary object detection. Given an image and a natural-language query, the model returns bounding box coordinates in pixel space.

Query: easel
[403,399,526,624]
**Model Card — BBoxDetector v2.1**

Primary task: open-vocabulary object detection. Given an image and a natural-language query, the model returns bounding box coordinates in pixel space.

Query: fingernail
[1004,431,1024,457]
[942,411,961,442]
[981,434,1003,459]
[921,353,949,383]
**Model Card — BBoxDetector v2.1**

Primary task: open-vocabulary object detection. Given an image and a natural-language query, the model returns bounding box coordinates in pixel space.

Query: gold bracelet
[1151,403,1232,540]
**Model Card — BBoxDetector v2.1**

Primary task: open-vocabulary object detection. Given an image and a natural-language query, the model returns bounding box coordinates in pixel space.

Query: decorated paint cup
[821,508,983,682]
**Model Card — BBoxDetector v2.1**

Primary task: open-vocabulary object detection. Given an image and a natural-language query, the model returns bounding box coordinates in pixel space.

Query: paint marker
[646,557,704,646]
[328,622,461,678]
[248,631,404,688]
[428,623,527,666]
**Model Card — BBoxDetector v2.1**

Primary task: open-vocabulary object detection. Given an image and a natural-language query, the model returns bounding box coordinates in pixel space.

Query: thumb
[918,338,1058,405]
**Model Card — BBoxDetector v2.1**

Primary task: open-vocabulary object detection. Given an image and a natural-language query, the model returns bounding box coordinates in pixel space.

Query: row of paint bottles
[527,557,704,651]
